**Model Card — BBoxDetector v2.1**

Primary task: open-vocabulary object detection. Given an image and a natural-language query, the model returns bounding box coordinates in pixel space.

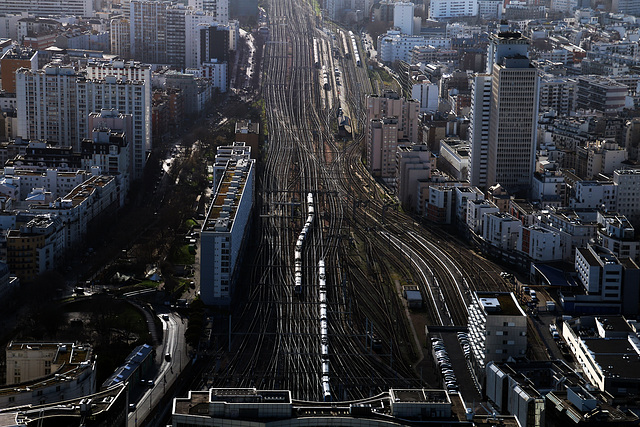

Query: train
[321,65,330,91]
[349,31,362,67]
[313,37,320,68]
[294,193,315,296]
[318,259,331,402]
[342,31,351,59]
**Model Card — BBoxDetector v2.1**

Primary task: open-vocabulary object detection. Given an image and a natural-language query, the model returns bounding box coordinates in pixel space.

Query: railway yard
[204,0,516,405]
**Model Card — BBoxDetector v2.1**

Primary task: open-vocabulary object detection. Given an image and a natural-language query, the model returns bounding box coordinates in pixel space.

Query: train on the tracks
[294,193,315,296]
[348,31,362,67]
[313,38,320,68]
[318,259,331,402]
[342,31,351,59]
[321,65,330,90]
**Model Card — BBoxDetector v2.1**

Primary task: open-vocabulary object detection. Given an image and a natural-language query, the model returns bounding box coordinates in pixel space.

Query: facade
[538,74,576,116]
[6,341,93,385]
[366,92,419,179]
[0,47,37,94]
[16,65,79,149]
[396,144,433,211]
[613,169,640,228]
[109,17,130,59]
[129,0,167,64]
[377,31,451,63]
[561,316,640,395]
[429,0,478,19]
[184,10,220,69]
[468,74,492,189]
[482,212,522,251]
[200,151,255,305]
[576,76,627,113]
[467,292,527,374]
[234,120,259,157]
[0,0,93,16]
[393,2,415,35]
[411,81,438,113]
[6,215,64,281]
[188,0,229,23]
[597,212,639,261]
[467,199,499,235]
[519,225,563,262]
[485,32,539,196]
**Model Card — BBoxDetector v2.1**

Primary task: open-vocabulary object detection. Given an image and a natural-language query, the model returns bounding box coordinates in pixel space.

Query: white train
[313,37,320,68]
[318,259,331,401]
[349,31,361,66]
[294,193,314,296]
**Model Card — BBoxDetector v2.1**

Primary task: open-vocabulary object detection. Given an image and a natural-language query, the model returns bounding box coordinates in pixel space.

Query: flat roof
[476,292,524,316]
[390,389,450,403]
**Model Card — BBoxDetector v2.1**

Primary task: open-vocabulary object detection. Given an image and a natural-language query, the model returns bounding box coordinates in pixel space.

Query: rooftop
[476,292,525,317]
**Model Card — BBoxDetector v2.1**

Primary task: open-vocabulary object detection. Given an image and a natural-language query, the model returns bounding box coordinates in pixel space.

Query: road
[128,311,187,427]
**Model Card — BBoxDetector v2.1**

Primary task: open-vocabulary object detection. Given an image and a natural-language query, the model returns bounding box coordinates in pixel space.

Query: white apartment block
[191,61,228,92]
[576,245,623,301]
[477,0,503,18]
[16,65,79,148]
[378,31,451,63]
[0,14,21,40]
[188,0,229,23]
[538,74,576,116]
[597,212,639,261]
[531,171,565,208]
[467,292,527,373]
[429,0,478,19]
[571,180,617,212]
[76,76,149,180]
[0,0,93,17]
[30,175,118,248]
[467,199,499,235]
[411,81,438,113]
[519,225,563,262]
[394,2,415,35]
[110,17,130,59]
[200,154,255,306]
[1,168,89,201]
[129,0,167,64]
[454,186,483,225]
[482,212,522,251]
[613,169,640,227]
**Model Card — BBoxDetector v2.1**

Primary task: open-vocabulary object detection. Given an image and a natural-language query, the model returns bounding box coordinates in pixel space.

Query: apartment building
[0,47,37,94]
[129,0,167,64]
[613,169,640,228]
[200,151,255,306]
[576,76,627,113]
[188,0,229,23]
[429,0,478,19]
[467,292,527,375]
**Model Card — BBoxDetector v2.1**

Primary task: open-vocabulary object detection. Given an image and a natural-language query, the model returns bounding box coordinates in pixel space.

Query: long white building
[200,146,255,306]
[0,0,93,16]
[394,2,415,35]
[429,0,478,19]
[377,30,451,63]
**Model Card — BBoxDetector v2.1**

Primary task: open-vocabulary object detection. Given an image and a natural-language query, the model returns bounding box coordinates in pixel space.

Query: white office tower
[16,65,79,147]
[188,0,229,23]
[486,32,538,196]
[200,149,255,306]
[470,31,538,195]
[394,2,415,35]
[468,74,492,189]
[129,0,168,64]
[0,0,93,16]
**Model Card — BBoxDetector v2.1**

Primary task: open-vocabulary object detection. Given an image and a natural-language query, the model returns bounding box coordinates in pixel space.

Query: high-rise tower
[469,31,538,196]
